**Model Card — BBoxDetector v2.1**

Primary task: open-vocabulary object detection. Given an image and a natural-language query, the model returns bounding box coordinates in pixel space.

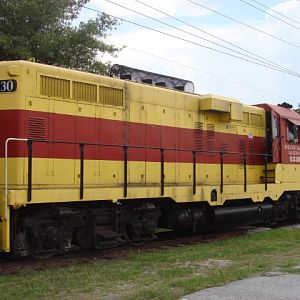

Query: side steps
[260,163,276,184]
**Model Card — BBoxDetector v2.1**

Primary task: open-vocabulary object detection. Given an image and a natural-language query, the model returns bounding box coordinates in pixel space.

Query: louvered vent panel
[220,141,229,153]
[73,81,97,102]
[194,122,204,151]
[238,139,246,164]
[40,76,70,99]
[248,139,255,164]
[250,113,262,127]
[206,123,215,155]
[242,112,249,125]
[26,117,47,140]
[99,86,123,107]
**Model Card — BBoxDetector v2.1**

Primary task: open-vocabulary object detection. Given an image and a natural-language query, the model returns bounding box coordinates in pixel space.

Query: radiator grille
[40,76,124,107]
[73,81,97,102]
[40,76,70,99]
[99,86,123,107]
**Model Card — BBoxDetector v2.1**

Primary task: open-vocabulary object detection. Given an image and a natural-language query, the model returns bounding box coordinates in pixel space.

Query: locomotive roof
[259,103,300,126]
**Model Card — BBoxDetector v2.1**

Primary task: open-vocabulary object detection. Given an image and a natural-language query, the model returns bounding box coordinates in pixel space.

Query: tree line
[0,0,120,74]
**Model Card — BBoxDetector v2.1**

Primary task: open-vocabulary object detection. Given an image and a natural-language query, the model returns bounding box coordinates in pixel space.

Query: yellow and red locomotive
[0,60,299,257]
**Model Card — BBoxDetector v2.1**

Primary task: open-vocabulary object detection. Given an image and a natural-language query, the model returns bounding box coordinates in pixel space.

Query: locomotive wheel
[11,229,31,258]
[27,228,59,259]
[12,229,57,259]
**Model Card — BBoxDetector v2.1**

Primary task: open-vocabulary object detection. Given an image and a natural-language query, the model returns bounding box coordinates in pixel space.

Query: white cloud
[271,0,300,15]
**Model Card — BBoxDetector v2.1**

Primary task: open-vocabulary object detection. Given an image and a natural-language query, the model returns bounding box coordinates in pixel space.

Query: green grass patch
[0,227,300,300]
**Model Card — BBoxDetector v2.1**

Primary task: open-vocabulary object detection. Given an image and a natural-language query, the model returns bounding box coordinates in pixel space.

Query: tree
[0,0,120,74]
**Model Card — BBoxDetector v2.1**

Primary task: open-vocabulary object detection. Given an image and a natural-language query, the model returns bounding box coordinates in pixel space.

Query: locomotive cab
[258,103,300,164]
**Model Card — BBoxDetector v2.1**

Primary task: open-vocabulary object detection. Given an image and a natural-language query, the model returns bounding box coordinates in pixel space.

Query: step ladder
[260,163,276,184]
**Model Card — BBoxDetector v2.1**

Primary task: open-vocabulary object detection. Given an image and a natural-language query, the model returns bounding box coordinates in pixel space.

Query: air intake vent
[250,113,262,127]
[239,139,246,164]
[194,122,204,151]
[220,141,229,153]
[242,112,249,125]
[99,86,123,107]
[26,117,47,140]
[248,139,255,164]
[40,75,70,99]
[206,123,216,155]
[73,81,97,102]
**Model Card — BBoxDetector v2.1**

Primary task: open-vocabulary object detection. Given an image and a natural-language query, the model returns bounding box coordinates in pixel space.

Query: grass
[0,227,300,300]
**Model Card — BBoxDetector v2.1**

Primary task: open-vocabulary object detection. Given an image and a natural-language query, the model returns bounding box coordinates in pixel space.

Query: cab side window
[287,122,298,143]
[272,115,279,139]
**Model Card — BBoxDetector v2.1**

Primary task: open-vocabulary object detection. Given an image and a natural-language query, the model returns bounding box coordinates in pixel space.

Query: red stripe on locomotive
[0,109,265,164]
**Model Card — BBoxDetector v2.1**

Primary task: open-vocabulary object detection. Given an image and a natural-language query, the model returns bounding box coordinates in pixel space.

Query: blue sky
[82,0,300,107]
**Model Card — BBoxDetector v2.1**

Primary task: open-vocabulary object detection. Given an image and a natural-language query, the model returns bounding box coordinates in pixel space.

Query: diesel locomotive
[0,60,300,257]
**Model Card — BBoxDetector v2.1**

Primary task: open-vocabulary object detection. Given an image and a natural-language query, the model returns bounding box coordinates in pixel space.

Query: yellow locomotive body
[0,61,299,256]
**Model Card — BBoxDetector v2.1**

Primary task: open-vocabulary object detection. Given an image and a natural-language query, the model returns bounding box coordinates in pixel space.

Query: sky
[82,0,300,107]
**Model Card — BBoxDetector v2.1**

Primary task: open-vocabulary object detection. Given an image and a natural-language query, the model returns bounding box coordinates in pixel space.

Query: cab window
[272,115,279,139]
[287,122,299,143]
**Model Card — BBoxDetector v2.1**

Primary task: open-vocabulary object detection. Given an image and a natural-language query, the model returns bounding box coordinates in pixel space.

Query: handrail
[17,138,273,157]
[27,140,32,201]
[192,151,196,195]
[123,145,128,198]
[244,153,247,192]
[79,143,85,199]
[160,148,165,196]
[220,152,224,193]
[4,137,272,213]
[4,138,28,220]
[264,155,268,191]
